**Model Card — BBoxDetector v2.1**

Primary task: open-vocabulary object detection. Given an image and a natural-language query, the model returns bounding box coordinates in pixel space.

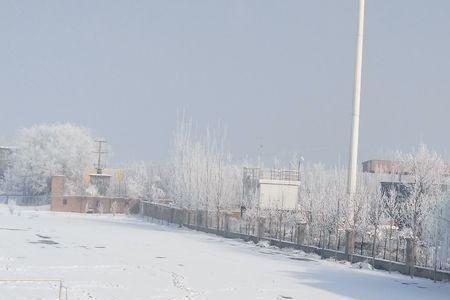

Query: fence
[0,195,50,206]
[295,224,450,274]
[243,167,300,181]
[140,201,450,282]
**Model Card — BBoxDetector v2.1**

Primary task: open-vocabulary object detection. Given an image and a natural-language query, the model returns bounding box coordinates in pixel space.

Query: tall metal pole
[97,141,102,173]
[346,0,365,259]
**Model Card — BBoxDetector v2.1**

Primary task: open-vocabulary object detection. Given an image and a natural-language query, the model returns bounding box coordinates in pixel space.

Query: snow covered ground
[1,206,450,300]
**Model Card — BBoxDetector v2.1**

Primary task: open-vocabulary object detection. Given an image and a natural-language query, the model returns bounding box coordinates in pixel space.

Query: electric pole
[346,0,365,260]
[94,140,107,174]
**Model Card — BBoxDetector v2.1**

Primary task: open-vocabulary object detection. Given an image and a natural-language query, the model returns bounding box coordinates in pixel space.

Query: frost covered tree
[382,182,402,272]
[169,115,241,226]
[362,173,385,262]
[394,145,448,276]
[397,147,446,233]
[298,164,346,249]
[121,163,165,200]
[4,123,96,195]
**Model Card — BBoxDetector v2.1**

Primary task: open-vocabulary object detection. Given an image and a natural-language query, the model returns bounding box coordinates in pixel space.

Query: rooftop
[243,167,300,182]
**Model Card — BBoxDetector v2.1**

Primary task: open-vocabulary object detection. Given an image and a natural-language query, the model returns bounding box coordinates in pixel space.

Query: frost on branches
[168,115,241,226]
[118,163,166,200]
[230,145,450,273]
[3,123,96,196]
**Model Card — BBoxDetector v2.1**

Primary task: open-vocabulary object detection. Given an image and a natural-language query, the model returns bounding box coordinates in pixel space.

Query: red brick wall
[50,176,138,214]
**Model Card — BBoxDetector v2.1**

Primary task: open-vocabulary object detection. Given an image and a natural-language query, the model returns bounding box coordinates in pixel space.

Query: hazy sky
[1,1,450,166]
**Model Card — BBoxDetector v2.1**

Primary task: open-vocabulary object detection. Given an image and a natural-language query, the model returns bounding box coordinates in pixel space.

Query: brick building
[50,176,138,214]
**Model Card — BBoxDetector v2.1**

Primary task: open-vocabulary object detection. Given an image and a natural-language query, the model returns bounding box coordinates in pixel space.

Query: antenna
[94,139,107,174]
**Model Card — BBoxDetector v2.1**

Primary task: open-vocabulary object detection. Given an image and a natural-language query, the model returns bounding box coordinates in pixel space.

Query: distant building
[89,174,112,196]
[82,167,126,196]
[243,168,300,210]
[362,160,396,174]
[362,159,450,175]
[50,176,138,214]
[362,159,450,201]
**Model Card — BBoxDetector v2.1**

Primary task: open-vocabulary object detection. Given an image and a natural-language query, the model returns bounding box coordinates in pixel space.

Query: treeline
[1,121,449,273]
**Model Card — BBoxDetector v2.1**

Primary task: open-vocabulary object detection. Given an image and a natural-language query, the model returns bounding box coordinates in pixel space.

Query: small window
[63,199,67,205]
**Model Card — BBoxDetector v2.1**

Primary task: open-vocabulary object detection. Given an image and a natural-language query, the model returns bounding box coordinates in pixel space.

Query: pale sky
[1,1,450,166]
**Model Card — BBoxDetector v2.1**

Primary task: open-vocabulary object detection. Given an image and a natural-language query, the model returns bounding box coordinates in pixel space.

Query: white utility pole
[348,0,365,211]
[346,0,365,258]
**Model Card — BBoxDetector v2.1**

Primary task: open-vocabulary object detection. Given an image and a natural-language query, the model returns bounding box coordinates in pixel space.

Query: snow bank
[256,240,271,248]
[352,260,374,270]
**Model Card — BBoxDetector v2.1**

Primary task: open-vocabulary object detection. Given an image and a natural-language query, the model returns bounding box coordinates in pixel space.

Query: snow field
[1,206,450,300]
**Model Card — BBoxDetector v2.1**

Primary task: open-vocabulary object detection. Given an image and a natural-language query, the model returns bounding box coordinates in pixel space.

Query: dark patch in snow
[95,246,106,249]
[35,234,51,239]
[29,239,59,245]
[289,257,315,262]
[279,295,294,299]
[0,227,27,231]
[397,281,425,288]
[400,282,418,285]
[155,256,166,259]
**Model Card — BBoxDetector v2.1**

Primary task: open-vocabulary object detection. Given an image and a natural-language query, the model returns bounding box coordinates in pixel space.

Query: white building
[243,168,300,210]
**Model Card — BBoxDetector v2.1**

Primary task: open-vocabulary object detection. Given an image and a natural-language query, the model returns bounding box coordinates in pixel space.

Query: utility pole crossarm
[94,139,107,174]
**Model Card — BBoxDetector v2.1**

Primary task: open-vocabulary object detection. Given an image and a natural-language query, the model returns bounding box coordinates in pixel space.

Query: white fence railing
[0,279,68,300]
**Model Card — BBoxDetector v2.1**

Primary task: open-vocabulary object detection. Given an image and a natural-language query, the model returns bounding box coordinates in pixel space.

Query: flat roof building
[243,168,300,211]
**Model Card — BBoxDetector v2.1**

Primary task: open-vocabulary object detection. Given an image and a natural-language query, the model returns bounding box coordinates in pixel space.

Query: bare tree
[169,115,241,225]
[395,145,446,277]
